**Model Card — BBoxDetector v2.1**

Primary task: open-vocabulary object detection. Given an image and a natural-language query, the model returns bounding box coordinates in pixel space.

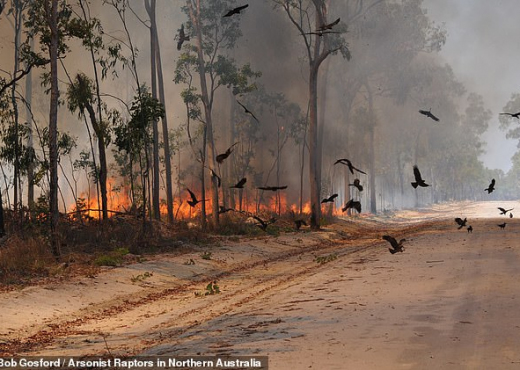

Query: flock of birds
[176,4,519,252]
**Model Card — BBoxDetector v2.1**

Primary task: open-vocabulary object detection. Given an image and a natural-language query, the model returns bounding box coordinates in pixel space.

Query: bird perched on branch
[237,101,259,123]
[207,167,221,188]
[216,142,238,164]
[321,194,338,203]
[186,188,207,208]
[349,178,363,192]
[176,23,190,51]
[455,217,467,229]
[334,158,366,175]
[342,199,361,213]
[498,222,506,229]
[318,17,340,31]
[230,177,247,189]
[411,165,429,188]
[500,112,520,119]
[498,207,513,215]
[257,185,288,191]
[419,108,440,122]
[485,179,495,194]
[382,235,405,254]
[223,4,248,17]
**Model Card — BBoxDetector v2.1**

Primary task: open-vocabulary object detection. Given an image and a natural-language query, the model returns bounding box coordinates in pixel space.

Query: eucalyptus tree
[272,0,350,229]
[175,0,259,228]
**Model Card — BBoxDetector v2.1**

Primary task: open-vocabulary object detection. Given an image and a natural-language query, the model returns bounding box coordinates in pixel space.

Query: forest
[0,0,519,272]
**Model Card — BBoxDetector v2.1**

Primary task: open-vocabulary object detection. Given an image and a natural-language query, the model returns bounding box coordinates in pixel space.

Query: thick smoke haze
[424,0,519,172]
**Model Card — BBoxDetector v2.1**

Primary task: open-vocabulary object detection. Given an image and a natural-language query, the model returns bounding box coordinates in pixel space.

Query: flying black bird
[455,217,467,229]
[321,194,338,203]
[500,112,520,119]
[237,101,259,123]
[176,24,190,50]
[317,17,340,31]
[230,177,247,189]
[485,179,495,194]
[216,142,238,164]
[498,207,513,215]
[251,215,276,231]
[411,165,429,188]
[498,222,507,229]
[419,108,440,122]
[294,219,307,230]
[467,225,473,233]
[342,199,361,213]
[257,185,288,191]
[223,4,248,17]
[186,188,207,208]
[218,206,234,214]
[382,235,405,254]
[334,158,367,175]
[349,178,363,192]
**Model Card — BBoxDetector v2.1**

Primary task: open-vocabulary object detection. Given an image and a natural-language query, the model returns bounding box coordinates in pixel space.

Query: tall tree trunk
[26,36,35,215]
[366,82,377,214]
[48,0,60,258]
[309,65,321,229]
[12,1,23,214]
[154,19,174,224]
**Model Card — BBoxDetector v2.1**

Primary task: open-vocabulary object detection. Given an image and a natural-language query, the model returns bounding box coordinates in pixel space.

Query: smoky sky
[423,0,519,172]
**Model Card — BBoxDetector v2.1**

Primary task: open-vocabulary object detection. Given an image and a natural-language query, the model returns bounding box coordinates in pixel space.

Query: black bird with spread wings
[223,4,248,17]
[216,142,238,164]
[318,17,340,31]
[342,199,361,213]
[230,178,247,189]
[498,207,513,215]
[485,179,495,194]
[349,178,363,192]
[186,188,207,208]
[334,158,367,175]
[176,24,190,51]
[455,217,467,229]
[411,165,429,188]
[251,215,276,231]
[237,101,259,123]
[257,185,288,191]
[419,109,440,122]
[382,235,405,254]
[500,112,520,119]
[321,194,338,204]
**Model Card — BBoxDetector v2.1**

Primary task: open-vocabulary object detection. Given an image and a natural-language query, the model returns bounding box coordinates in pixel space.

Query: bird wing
[491,179,495,186]
[235,4,249,12]
[187,188,197,202]
[428,112,440,121]
[413,165,423,181]
[498,207,506,213]
[382,235,398,249]
[455,217,464,226]
[237,177,247,187]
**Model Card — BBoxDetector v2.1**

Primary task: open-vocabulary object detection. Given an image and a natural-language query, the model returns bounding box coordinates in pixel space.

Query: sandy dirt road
[2,201,520,369]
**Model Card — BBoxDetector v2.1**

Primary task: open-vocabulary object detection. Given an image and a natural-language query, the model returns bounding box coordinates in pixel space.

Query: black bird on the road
[176,23,190,50]
[411,165,429,188]
[321,194,338,204]
[349,178,363,192]
[500,112,520,119]
[317,17,340,31]
[230,177,247,189]
[342,198,361,213]
[257,185,288,191]
[294,219,307,230]
[419,108,440,122]
[334,158,367,175]
[186,188,207,208]
[252,215,276,231]
[223,4,248,17]
[498,222,507,229]
[237,101,259,123]
[216,142,238,164]
[498,207,513,215]
[382,235,405,254]
[455,217,467,229]
[485,178,495,194]
[467,225,473,233]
